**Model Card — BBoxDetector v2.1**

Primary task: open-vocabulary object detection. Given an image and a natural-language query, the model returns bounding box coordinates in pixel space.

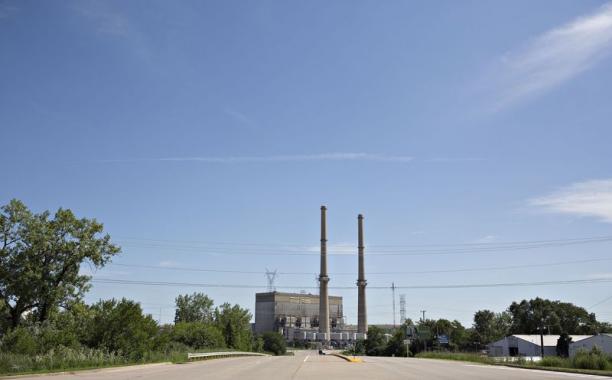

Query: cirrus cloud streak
[530,179,612,223]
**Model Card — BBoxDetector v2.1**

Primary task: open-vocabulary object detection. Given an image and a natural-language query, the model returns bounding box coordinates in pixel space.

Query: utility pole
[400,294,406,325]
[420,310,427,352]
[540,318,545,358]
[391,282,396,328]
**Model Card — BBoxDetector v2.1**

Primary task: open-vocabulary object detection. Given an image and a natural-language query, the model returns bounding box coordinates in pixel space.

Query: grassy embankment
[0,347,284,376]
[416,350,612,377]
[0,347,240,376]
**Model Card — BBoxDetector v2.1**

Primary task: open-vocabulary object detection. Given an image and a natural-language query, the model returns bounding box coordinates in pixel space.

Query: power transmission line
[589,295,612,309]
[107,257,612,276]
[91,277,612,290]
[114,234,612,249]
[114,236,612,257]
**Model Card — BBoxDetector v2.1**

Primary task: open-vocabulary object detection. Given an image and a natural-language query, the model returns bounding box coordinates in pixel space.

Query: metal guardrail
[187,352,269,361]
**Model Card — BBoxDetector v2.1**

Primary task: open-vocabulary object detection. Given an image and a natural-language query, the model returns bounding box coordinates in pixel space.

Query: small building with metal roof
[569,334,612,357]
[488,335,592,357]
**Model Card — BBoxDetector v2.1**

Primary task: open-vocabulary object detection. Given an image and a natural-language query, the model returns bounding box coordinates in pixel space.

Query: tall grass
[415,351,494,364]
[417,347,612,373]
[0,347,127,374]
[539,356,569,368]
[0,346,188,375]
[571,347,610,370]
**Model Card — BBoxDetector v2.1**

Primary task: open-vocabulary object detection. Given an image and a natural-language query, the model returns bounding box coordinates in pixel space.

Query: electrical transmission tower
[265,268,278,292]
[400,294,406,325]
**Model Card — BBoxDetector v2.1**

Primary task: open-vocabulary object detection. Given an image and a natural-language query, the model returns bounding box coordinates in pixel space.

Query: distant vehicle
[318,349,326,355]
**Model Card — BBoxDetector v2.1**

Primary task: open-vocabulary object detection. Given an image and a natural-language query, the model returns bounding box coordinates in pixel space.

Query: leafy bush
[252,336,264,352]
[0,326,38,355]
[571,347,610,370]
[384,329,408,357]
[85,299,158,359]
[353,339,366,355]
[172,322,225,350]
[261,332,286,356]
[0,322,81,355]
[364,326,387,356]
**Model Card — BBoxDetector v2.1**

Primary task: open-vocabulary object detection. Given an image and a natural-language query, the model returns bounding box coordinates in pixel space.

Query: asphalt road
[11,351,610,380]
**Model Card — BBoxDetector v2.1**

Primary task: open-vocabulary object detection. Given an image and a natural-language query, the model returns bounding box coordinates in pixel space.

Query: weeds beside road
[416,349,612,377]
[0,347,188,376]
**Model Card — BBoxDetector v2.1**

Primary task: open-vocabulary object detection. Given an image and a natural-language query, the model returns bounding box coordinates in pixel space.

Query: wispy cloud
[159,260,180,268]
[483,3,612,111]
[302,242,356,255]
[472,235,499,244]
[76,1,129,36]
[0,1,18,20]
[529,179,612,223]
[73,1,153,66]
[425,158,484,163]
[223,107,257,129]
[99,153,414,164]
[586,273,612,280]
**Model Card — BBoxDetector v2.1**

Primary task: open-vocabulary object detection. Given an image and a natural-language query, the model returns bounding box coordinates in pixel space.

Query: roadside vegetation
[345,277,612,378]
[348,296,611,359]
[415,347,612,376]
[0,200,273,375]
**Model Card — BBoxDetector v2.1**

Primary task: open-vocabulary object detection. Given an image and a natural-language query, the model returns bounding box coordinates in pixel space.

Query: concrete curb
[329,353,363,363]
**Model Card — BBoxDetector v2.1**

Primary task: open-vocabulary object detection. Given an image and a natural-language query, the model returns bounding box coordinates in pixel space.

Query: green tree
[364,326,386,356]
[448,320,469,350]
[215,303,253,351]
[174,292,215,324]
[508,298,596,334]
[384,329,408,357]
[353,339,366,355]
[0,200,120,329]
[261,332,286,355]
[171,322,225,349]
[556,333,572,357]
[473,310,510,345]
[85,298,158,359]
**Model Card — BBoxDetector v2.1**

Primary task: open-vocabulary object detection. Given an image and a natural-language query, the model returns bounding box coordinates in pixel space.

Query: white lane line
[304,355,310,362]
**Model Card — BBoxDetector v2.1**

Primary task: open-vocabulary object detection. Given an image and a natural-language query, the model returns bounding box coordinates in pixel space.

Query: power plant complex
[254,206,368,345]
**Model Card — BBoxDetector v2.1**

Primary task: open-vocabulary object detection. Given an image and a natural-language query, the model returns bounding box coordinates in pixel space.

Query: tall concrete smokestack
[357,214,368,334]
[318,206,330,341]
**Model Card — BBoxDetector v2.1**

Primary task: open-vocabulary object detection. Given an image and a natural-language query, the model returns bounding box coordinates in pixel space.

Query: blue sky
[2,0,612,326]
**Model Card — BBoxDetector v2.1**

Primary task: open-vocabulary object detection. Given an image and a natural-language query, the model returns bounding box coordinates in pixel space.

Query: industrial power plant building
[253,206,368,345]
[253,291,362,342]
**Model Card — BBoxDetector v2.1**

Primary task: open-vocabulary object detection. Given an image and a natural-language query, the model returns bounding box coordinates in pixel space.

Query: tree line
[0,200,285,374]
[358,298,611,357]
[2,199,610,364]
